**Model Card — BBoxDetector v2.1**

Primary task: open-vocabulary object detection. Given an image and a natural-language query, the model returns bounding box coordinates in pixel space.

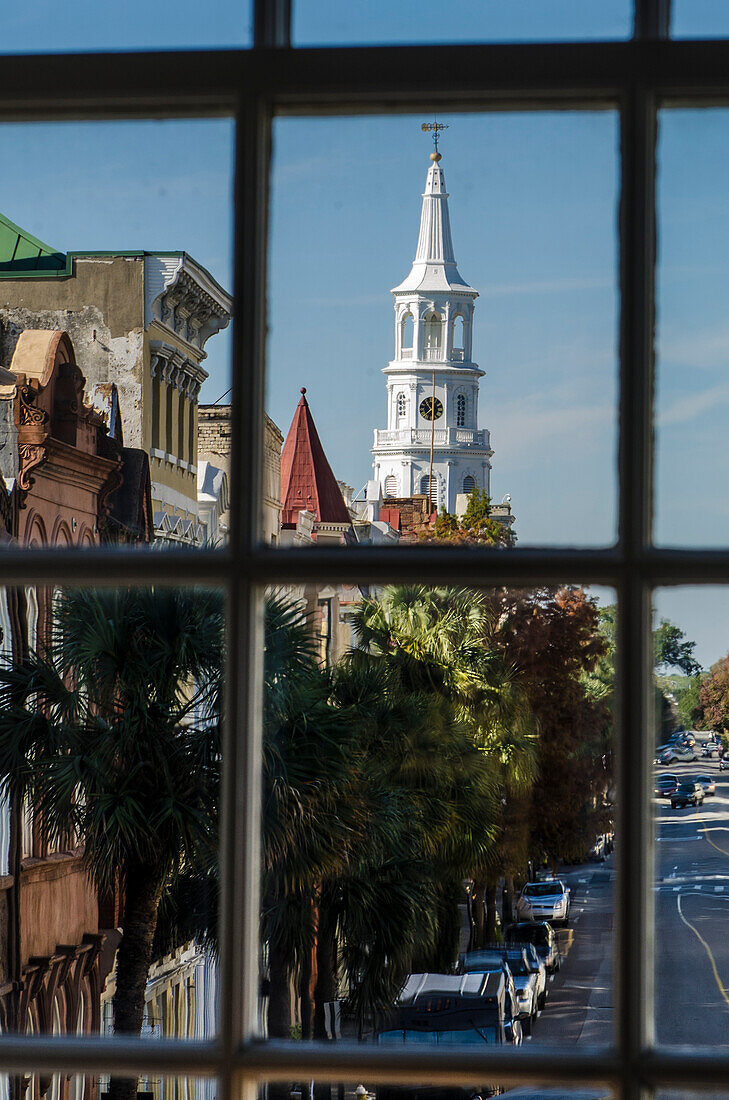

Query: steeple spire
[392,154,475,295]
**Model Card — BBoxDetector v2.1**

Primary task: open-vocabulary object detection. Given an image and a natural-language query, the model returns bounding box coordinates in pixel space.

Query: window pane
[0,584,222,1040]
[672,1,729,38]
[653,587,729,1048]
[259,582,615,1058]
[267,114,619,548]
[293,0,631,46]
[2,0,251,52]
[0,120,233,550]
[654,108,729,547]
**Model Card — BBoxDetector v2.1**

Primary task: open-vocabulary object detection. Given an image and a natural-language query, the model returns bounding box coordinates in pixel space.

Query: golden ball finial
[430,151,442,162]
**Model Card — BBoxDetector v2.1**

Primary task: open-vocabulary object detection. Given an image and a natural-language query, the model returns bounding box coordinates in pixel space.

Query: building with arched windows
[371,151,496,514]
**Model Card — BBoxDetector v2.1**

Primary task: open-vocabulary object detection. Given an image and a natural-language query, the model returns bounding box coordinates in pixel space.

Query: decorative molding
[144,255,232,354]
[17,443,47,492]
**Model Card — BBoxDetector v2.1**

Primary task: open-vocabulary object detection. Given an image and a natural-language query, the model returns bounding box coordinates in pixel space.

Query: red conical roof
[280,388,351,528]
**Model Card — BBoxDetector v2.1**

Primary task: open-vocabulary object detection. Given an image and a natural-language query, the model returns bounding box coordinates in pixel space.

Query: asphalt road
[530,862,613,1047]
[654,749,729,1053]
[529,734,729,1089]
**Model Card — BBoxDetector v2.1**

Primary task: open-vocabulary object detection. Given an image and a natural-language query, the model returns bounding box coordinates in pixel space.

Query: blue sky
[2,0,727,54]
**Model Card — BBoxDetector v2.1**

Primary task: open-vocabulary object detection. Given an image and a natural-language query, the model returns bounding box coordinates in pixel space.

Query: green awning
[0,213,71,277]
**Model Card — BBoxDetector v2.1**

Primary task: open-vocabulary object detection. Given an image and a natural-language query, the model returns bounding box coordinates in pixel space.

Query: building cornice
[144,254,232,355]
[150,339,208,399]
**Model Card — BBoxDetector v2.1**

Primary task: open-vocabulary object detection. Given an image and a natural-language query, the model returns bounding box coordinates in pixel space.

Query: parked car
[695,774,716,796]
[460,948,541,1033]
[376,974,510,1100]
[505,922,561,973]
[671,781,705,809]
[516,880,570,925]
[721,753,729,771]
[702,736,722,759]
[654,773,679,797]
[380,971,521,1047]
[656,744,697,765]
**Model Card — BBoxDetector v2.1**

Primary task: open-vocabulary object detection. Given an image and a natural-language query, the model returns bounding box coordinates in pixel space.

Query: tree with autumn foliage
[417,490,516,548]
[699,654,729,739]
[491,587,612,868]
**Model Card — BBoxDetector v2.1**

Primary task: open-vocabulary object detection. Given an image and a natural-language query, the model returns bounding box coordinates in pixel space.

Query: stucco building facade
[0,213,231,543]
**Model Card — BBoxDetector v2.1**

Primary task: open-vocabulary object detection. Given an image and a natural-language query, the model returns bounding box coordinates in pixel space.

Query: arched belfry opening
[400,312,414,355]
[423,311,442,357]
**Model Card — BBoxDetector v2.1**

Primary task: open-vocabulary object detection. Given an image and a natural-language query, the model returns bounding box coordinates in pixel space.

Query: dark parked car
[654,773,679,797]
[671,781,705,809]
[695,774,716,796]
[505,921,560,973]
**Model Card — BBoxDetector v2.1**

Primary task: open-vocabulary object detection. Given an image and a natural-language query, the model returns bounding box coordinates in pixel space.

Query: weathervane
[421,119,448,158]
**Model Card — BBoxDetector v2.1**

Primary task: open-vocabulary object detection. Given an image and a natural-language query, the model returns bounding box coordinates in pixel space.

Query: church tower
[372,148,493,514]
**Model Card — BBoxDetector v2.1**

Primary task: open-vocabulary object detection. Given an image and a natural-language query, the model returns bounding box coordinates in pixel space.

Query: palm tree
[0,587,223,1100]
[352,585,536,950]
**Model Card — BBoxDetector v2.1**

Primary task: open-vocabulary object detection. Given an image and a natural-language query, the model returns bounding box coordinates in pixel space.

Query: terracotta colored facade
[0,331,151,1097]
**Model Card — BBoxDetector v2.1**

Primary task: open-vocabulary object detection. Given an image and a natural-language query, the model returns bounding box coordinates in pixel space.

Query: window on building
[456,393,466,427]
[165,380,174,456]
[396,392,406,418]
[178,391,186,463]
[462,474,476,494]
[384,474,398,497]
[419,473,438,504]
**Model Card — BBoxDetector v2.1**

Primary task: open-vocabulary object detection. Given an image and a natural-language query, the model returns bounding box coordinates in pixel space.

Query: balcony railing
[374,427,490,449]
[393,348,470,365]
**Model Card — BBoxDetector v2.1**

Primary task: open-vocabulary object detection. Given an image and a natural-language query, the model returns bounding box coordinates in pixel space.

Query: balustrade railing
[374,427,489,448]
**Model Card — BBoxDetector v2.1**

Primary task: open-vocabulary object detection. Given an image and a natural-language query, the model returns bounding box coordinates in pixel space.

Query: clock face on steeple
[420,396,443,421]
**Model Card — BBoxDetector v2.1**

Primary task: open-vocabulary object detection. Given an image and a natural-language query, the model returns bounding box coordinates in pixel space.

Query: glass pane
[673,1,729,38]
[2,1,251,52]
[0,584,221,1039]
[654,587,729,1048]
[293,1,631,46]
[655,108,729,547]
[259,582,615,1055]
[267,114,619,549]
[0,120,233,550]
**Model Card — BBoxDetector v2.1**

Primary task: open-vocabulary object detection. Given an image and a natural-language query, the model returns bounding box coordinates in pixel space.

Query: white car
[656,744,697,764]
[516,880,571,925]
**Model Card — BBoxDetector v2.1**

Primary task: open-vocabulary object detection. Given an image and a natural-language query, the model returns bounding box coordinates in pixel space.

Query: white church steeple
[372,149,494,514]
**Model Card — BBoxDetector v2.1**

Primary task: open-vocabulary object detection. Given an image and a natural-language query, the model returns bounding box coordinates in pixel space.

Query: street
[655,751,729,1051]
[531,863,613,1047]
[531,735,729,1080]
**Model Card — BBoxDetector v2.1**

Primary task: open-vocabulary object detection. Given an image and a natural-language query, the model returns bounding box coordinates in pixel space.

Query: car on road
[376,974,511,1100]
[702,736,722,759]
[654,773,679,797]
[516,880,570,925]
[656,744,697,765]
[460,948,543,1033]
[670,781,705,809]
[382,971,521,1047]
[694,774,716,796]
[505,922,561,973]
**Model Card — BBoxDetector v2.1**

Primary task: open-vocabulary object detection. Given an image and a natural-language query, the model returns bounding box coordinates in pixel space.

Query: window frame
[2,0,729,1096]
